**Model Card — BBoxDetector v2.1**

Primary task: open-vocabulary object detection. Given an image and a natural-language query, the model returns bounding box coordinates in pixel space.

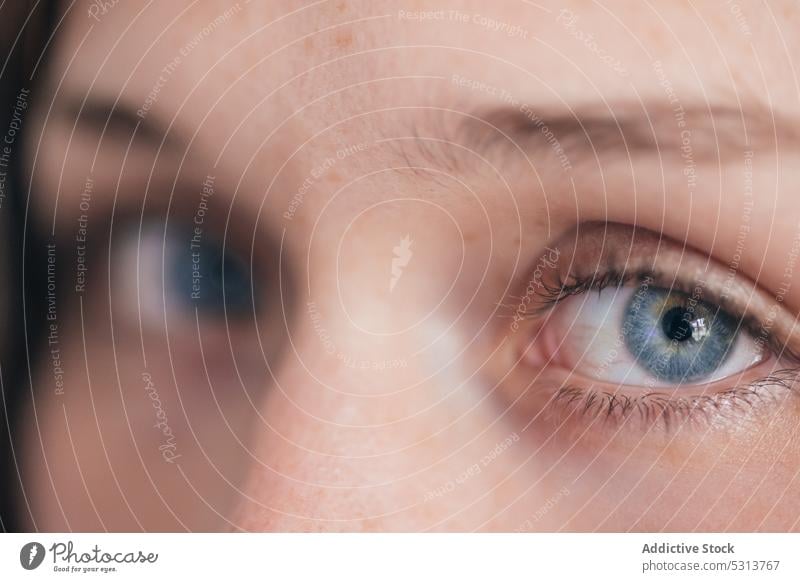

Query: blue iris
[622,286,738,383]
[172,234,254,317]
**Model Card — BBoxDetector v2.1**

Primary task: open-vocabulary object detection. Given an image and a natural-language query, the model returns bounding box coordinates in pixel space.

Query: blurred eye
[170,232,255,318]
[529,282,766,388]
[118,223,258,325]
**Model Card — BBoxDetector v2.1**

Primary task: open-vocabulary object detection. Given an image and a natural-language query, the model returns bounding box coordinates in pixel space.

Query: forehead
[52,1,799,123]
[25,1,800,318]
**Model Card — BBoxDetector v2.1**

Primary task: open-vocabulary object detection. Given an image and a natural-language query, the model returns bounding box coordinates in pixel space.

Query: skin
[17,0,800,531]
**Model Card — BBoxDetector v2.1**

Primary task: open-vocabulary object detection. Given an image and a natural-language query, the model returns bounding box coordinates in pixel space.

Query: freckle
[334,31,353,49]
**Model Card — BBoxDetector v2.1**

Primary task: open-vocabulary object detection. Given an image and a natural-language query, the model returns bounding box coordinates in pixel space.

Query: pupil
[661,306,693,342]
[622,287,737,383]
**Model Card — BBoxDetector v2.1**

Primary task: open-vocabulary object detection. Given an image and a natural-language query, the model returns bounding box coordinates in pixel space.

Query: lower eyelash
[549,368,800,433]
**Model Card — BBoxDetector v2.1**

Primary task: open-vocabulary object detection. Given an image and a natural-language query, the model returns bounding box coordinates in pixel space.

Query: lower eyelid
[540,361,800,434]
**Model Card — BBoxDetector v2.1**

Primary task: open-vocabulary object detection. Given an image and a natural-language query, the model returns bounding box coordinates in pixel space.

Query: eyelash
[512,267,800,431]
[552,370,800,432]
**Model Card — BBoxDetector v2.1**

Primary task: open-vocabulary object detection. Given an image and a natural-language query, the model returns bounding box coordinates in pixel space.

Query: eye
[532,280,764,386]
[527,281,767,389]
[116,223,258,325]
[503,223,800,433]
[170,231,256,318]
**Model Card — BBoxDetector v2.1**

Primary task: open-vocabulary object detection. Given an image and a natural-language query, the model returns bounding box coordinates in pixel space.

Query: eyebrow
[63,96,797,176]
[59,95,182,147]
[412,103,798,175]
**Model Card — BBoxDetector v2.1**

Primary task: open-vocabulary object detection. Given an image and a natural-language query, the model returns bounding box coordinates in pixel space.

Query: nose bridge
[295,222,437,381]
[227,201,510,528]
[228,246,480,530]
[272,202,486,428]
[296,268,443,405]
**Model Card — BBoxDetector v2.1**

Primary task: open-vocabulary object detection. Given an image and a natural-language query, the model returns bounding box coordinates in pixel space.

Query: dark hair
[0,0,54,532]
